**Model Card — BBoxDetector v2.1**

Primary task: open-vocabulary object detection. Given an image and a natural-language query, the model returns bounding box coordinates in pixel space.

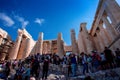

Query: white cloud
[0,13,14,27]
[35,18,44,25]
[15,15,29,29]
[22,21,29,29]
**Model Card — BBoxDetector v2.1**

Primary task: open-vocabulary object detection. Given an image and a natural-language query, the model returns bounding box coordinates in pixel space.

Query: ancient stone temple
[0,28,13,60]
[89,0,120,52]
[0,0,120,60]
[78,23,94,54]
[8,29,35,60]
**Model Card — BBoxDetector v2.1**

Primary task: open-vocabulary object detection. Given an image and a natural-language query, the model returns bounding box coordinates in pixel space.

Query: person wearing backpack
[81,52,88,75]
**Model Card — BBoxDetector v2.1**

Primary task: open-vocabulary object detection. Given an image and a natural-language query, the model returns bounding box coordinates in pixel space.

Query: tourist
[81,52,88,75]
[9,64,16,80]
[70,53,77,77]
[42,57,49,79]
[15,64,25,80]
[67,58,71,76]
[22,65,31,80]
[62,55,67,73]
[100,52,106,70]
[104,47,114,69]
[92,50,101,72]
[55,56,61,72]
[67,54,72,77]
[4,61,10,79]
[115,48,120,67]
[86,54,92,73]
[32,58,40,79]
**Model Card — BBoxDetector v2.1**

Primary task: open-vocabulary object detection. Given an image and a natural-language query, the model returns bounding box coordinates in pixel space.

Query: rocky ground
[41,67,120,80]
[1,65,120,80]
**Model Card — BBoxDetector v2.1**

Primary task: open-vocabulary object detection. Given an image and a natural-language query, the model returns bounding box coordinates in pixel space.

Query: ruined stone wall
[78,23,94,54]
[9,29,35,60]
[0,28,8,45]
[90,0,120,52]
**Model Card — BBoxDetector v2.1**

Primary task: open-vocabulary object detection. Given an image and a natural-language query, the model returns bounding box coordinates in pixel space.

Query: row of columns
[9,31,23,59]
[92,0,120,52]
[8,29,34,60]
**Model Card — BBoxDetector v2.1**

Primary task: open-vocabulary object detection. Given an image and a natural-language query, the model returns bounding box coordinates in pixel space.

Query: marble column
[93,34,101,52]
[49,41,52,54]
[0,45,9,60]
[102,16,116,41]
[102,16,120,49]
[17,37,26,59]
[57,33,65,58]
[37,32,43,55]
[96,30,104,52]
[9,30,23,60]
[71,29,79,54]
[105,0,120,25]
[99,22,110,47]
[98,31,105,48]
[80,23,93,54]
[0,36,3,45]
[78,31,85,53]
[22,38,31,58]
[0,53,6,60]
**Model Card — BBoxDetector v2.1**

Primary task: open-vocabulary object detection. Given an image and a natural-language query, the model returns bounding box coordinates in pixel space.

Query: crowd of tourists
[0,47,120,80]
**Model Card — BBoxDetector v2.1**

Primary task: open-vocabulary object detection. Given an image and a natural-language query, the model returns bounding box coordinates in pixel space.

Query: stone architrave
[9,30,23,59]
[71,29,79,54]
[57,33,65,58]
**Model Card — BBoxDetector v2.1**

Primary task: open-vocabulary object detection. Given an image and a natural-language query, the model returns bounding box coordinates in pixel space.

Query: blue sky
[0,0,99,45]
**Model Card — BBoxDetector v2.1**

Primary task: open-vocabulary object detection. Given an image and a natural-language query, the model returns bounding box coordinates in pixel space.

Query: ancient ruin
[0,0,120,60]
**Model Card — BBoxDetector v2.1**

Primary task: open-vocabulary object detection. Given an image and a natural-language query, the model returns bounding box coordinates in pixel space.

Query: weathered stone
[57,33,65,58]
[71,29,79,54]
[0,0,120,60]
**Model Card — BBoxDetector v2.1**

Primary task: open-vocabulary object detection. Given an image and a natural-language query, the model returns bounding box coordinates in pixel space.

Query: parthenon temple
[0,0,120,60]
